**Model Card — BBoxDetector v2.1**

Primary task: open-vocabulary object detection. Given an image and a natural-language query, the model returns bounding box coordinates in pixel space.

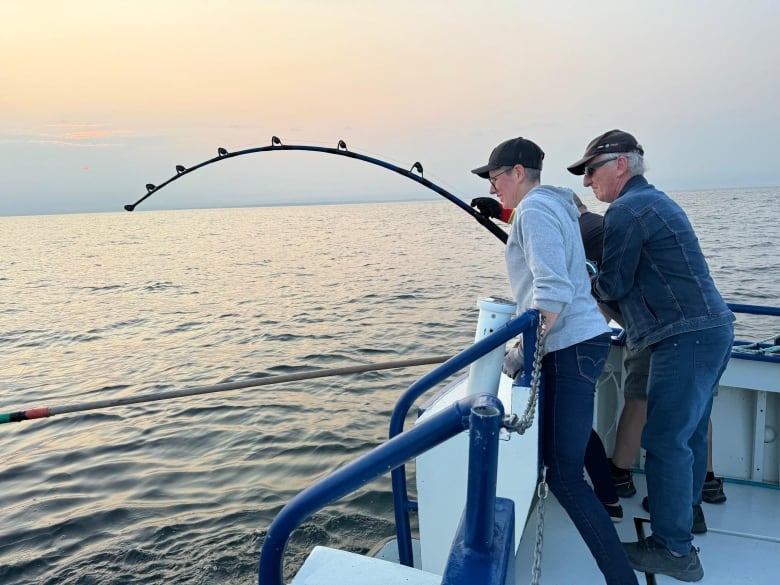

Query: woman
[471,137,638,585]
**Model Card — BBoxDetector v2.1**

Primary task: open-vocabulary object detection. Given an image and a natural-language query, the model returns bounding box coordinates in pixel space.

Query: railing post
[441,396,515,585]
[464,402,502,551]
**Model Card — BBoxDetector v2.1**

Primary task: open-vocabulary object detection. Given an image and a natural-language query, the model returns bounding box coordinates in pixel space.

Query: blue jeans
[542,333,638,585]
[643,323,734,554]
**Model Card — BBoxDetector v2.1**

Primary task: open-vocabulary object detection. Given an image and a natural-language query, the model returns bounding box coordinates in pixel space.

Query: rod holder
[466,297,517,396]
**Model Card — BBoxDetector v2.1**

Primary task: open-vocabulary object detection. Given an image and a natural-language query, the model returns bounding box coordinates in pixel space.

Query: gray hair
[524,168,541,184]
[623,151,646,176]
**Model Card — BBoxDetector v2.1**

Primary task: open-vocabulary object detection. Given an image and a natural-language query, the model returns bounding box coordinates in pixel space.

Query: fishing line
[1,356,450,425]
[123,136,508,244]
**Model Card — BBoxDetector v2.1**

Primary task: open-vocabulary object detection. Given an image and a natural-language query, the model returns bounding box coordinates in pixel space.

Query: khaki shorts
[623,341,721,399]
[624,347,651,399]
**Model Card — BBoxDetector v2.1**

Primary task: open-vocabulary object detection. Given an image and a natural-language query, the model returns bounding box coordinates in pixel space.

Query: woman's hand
[537,309,558,335]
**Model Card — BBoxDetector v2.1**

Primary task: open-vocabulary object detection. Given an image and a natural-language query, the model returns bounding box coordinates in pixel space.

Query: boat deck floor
[514,473,780,584]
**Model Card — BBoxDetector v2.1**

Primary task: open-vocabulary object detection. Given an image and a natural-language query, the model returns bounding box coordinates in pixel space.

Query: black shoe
[604,502,623,523]
[641,496,708,534]
[702,476,727,504]
[610,467,637,498]
[623,536,704,582]
[692,505,707,534]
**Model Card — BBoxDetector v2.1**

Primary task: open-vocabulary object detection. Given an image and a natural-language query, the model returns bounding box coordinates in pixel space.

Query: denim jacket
[594,176,734,351]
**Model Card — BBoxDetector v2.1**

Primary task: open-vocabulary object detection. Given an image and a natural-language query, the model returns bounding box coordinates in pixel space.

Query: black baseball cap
[471,137,545,178]
[567,129,644,176]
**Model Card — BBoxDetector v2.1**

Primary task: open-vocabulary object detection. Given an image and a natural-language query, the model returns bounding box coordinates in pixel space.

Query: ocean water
[1,191,778,584]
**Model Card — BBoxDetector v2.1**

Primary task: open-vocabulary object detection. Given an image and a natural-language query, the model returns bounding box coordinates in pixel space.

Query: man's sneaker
[610,468,637,498]
[702,476,727,504]
[623,536,704,582]
[604,502,623,523]
[641,496,708,534]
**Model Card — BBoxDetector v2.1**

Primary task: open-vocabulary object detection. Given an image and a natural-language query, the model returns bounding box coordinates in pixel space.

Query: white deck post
[466,297,517,396]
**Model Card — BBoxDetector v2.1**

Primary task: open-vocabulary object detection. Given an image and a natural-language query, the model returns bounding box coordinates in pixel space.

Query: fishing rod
[123,136,508,244]
[0,356,450,425]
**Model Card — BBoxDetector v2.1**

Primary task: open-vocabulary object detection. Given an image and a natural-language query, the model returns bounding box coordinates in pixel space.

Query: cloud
[0,123,132,148]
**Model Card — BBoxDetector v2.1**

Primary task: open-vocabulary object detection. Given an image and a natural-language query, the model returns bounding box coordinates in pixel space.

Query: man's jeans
[643,323,734,554]
[542,332,639,585]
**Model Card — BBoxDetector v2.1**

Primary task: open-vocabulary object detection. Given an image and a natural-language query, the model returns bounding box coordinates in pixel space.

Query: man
[570,195,727,516]
[568,130,734,582]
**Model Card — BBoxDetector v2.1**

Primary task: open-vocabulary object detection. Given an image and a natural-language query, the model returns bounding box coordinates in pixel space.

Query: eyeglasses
[488,167,513,186]
[584,156,619,177]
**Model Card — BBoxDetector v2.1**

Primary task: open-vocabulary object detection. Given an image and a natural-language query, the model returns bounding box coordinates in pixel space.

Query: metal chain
[503,316,545,434]
[531,466,548,585]
[499,315,548,583]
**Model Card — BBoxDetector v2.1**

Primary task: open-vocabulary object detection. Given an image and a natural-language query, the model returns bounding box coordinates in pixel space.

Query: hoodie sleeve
[518,203,574,314]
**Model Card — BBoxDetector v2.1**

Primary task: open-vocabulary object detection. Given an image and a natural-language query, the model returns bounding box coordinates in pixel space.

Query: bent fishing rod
[123,136,508,244]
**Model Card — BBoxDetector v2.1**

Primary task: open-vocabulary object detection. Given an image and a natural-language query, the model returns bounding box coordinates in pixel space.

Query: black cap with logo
[471,137,545,178]
[567,129,644,176]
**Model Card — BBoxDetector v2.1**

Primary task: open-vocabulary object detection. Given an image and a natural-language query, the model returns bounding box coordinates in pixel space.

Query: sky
[1,0,779,216]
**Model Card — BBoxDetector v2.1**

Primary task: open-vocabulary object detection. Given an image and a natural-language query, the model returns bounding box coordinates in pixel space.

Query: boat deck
[515,473,780,584]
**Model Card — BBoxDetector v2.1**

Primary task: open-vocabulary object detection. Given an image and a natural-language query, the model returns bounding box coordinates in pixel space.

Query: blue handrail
[727,303,780,363]
[727,303,780,317]
[389,309,540,567]
[257,393,503,585]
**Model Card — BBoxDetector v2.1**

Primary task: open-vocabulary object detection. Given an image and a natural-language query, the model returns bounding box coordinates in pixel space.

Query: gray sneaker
[624,536,704,582]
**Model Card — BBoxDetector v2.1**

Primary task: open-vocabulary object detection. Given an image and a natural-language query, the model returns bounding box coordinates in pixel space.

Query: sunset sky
[1,0,778,216]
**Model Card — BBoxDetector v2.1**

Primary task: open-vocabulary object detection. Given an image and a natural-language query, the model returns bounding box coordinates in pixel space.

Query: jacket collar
[617,174,648,199]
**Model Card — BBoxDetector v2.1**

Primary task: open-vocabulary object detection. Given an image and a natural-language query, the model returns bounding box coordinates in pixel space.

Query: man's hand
[470,197,502,219]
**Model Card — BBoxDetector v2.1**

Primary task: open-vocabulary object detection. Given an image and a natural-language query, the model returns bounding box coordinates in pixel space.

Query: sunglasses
[584,156,619,177]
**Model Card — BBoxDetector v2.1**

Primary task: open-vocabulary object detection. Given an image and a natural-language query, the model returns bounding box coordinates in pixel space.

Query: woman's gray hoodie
[506,185,610,353]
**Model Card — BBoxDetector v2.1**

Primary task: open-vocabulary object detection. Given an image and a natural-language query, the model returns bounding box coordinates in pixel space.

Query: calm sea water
[1,191,778,584]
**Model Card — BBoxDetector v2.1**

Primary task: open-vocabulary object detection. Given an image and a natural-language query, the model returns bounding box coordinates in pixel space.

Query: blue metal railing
[257,393,504,585]
[727,303,780,363]
[389,309,540,567]
[257,308,541,583]
[727,303,780,317]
